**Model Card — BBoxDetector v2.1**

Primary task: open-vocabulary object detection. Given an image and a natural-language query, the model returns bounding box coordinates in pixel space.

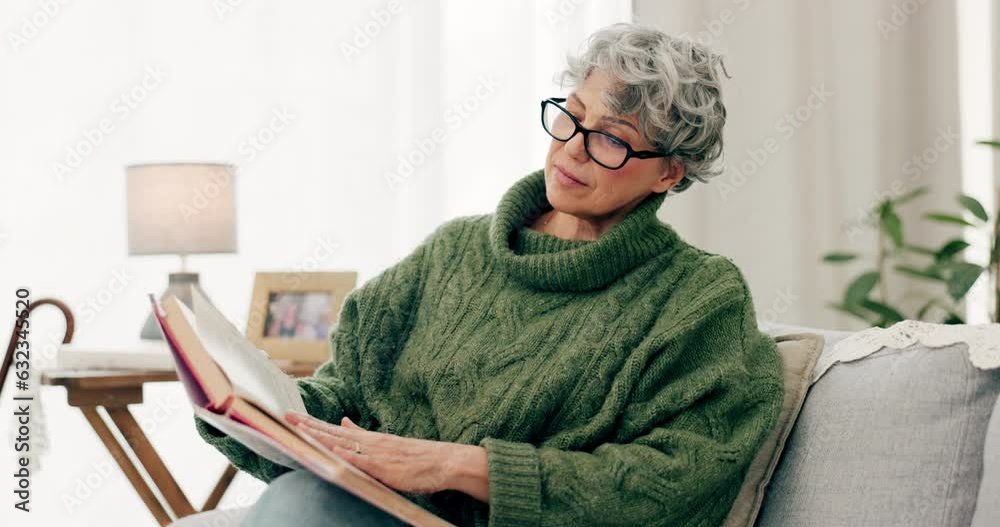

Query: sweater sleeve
[478,269,785,527]
[194,220,442,483]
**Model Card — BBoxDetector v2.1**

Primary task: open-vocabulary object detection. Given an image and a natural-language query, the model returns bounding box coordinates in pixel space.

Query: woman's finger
[285,411,343,434]
[329,444,379,475]
[296,424,357,452]
[341,416,364,430]
[286,412,379,443]
[296,421,360,448]
[292,414,349,436]
[299,419,373,442]
[285,410,311,425]
[293,423,333,445]
[296,426,342,451]
[292,415,332,431]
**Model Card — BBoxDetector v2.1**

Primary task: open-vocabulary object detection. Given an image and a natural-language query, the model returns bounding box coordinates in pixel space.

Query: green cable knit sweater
[195,168,784,527]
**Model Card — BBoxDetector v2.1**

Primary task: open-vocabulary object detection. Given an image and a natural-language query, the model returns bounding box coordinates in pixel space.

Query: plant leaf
[827,302,875,324]
[860,299,906,325]
[844,271,880,306]
[882,210,904,248]
[927,261,957,280]
[903,244,937,257]
[944,312,965,324]
[958,195,989,222]
[822,252,859,263]
[893,186,929,205]
[924,213,977,228]
[894,264,945,281]
[915,299,937,320]
[976,140,1000,148]
[878,200,892,218]
[945,262,985,301]
[935,239,971,262]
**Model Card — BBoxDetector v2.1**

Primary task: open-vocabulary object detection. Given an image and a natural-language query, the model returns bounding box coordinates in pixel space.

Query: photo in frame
[245,271,357,364]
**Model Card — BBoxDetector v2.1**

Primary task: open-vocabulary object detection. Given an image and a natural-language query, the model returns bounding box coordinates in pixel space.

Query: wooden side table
[42,363,318,526]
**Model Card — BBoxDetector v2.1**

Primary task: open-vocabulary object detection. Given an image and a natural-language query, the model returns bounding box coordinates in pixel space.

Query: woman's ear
[652,158,686,193]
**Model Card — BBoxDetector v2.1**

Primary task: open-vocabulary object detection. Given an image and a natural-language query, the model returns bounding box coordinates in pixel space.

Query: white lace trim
[812,320,1000,383]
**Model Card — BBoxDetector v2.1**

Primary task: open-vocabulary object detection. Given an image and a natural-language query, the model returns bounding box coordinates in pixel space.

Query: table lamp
[126,162,237,340]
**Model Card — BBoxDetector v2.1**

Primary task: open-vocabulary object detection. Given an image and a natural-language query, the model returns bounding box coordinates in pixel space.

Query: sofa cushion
[723,332,825,527]
[756,341,1000,527]
[757,321,856,355]
[971,393,1000,526]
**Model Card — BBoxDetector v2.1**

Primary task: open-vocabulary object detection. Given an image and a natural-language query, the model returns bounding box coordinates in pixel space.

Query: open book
[149,288,454,527]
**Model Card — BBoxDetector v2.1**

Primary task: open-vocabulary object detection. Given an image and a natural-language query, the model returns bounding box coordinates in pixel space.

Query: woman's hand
[285,410,490,502]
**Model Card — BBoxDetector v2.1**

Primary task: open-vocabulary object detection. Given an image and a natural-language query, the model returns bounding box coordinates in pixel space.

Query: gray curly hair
[556,23,729,193]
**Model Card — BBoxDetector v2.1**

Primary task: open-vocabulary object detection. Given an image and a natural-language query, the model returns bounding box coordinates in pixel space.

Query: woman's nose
[564,132,589,163]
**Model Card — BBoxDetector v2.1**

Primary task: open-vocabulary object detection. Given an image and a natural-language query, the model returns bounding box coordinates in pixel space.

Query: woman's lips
[555,165,586,186]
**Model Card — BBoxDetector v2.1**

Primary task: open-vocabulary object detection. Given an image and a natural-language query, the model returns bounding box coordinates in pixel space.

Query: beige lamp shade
[126,163,237,255]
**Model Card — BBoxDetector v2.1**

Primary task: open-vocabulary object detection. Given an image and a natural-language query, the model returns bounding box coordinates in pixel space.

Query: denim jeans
[242,470,408,526]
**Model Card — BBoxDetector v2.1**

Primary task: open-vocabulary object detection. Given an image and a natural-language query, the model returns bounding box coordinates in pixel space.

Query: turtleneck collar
[488,168,682,292]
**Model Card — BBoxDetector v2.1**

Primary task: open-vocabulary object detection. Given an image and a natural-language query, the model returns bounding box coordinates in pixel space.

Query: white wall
[635,0,975,329]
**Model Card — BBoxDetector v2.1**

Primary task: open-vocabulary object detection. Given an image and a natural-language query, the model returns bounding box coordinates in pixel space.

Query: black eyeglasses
[540,97,670,170]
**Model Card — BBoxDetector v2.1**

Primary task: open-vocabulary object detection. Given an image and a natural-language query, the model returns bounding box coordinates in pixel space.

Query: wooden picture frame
[245,271,357,364]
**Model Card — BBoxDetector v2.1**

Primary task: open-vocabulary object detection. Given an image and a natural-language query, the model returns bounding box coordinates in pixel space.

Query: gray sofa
[754,323,1000,526]
[172,323,1000,527]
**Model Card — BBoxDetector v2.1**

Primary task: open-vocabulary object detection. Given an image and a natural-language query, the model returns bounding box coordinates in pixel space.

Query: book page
[149,294,210,408]
[182,288,307,416]
[193,406,305,470]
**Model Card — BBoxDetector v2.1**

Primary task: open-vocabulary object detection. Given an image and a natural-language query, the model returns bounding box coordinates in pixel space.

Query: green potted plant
[822,139,1000,326]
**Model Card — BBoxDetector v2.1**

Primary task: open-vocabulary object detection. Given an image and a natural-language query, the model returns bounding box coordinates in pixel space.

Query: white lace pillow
[813,320,1000,383]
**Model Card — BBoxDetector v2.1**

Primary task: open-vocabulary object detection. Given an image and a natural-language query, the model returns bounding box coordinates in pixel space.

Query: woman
[195,22,784,527]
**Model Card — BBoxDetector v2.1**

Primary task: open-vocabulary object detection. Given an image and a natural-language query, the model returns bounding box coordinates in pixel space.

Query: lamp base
[141,272,215,340]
